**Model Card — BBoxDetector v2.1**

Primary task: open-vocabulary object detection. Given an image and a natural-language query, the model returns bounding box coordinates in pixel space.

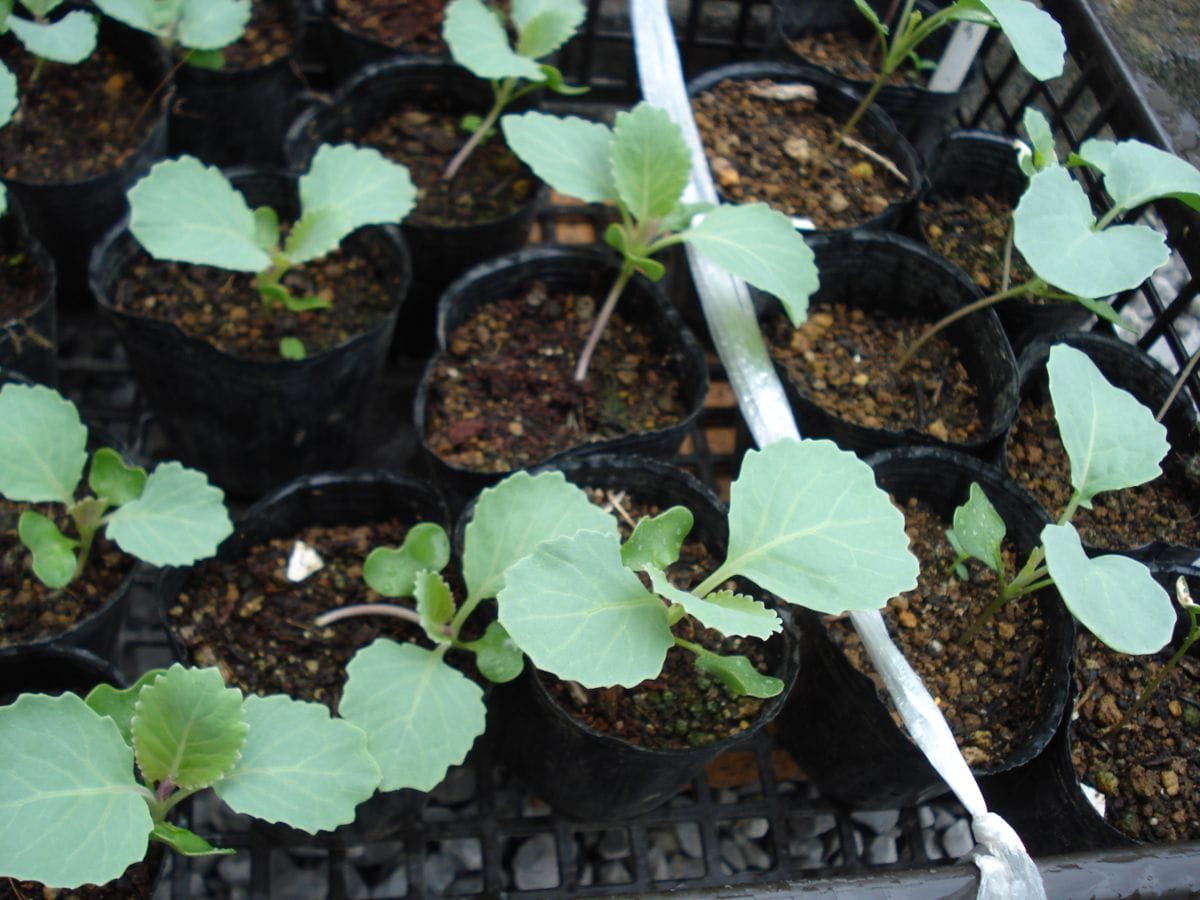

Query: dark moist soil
[349,107,537,228]
[691,78,910,229]
[168,518,462,709]
[0,844,164,900]
[544,489,773,750]
[1007,397,1200,548]
[109,243,397,361]
[0,500,133,650]
[424,281,689,473]
[829,497,1051,767]
[333,0,450,54]
[920,194,1034,294]
[787,31,917,86]
[183,0,293,69]
[1070,629,1199,842]
[0,42,157,184]
[765,301,982,443]
[0,229,50,326]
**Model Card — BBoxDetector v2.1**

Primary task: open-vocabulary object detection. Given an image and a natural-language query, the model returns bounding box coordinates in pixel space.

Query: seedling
[126,143,416,359]
[0,664,381,888]
[0,382,232,588]
[946,344,1176,656]
[441,0,587,181]
[501,101,819,380]
[94,0,251,69]
[0,2,98,74]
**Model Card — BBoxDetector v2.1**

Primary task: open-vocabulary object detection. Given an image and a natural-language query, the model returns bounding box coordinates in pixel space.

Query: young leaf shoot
[93,0,251,69]
[1,1,98,69]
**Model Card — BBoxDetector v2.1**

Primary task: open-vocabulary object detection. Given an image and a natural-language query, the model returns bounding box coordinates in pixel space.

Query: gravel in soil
[0,42,157,183]
[0,227,50,326]
[333,0,450,54]
[424,281,689,473]
[544,489,774,751]
[189,0,294,69]
[787,31,920,86]
[919,194,1034,294]
[765,302,982,444]
[829,497,1052,768]
[1007,397,1200,549]
[691,78,909,230]
[0,499,133,650]
[1070,629,1199,842]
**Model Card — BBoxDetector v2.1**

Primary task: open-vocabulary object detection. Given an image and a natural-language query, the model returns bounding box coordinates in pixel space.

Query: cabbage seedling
[0,1,98,71]
[126,143,416,359]
[946,344,1176,656]
[501,101,819,380]
[0,664,381,888]
[93,0,251,69]
[441,0,587,180]
[0,382,232,588]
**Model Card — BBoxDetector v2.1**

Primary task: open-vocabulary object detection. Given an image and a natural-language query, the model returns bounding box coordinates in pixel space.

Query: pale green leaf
[362,523,451,597]
[87,447,147,507]
[1073,137,1116,173]
[340,638,486,791]
[1013,165,1170,298]
[538,62,587,95]
[212,694,381,833]
[1047,343,1168,504]
[444,0,543,81]
[91,0,156,34]
[501,111,618,204]
[0,383,87,505]
[151,821,234,856]
[280,207,351,264]
[279,336,305,359]
[611,102,691,222]
[718,439,919,615]
[470,620,524,683]
[17,509,77,589]
[646,566,782,640]
[0,60,16,127]
[9,10,96,63]
[1021,107,1056,171]
[128,155,270,272]
[20,0,63,17]
[947,482,1006,575]
[463,469,617,602]
[851,0,887,41]
[178,0,250,50]
[0,182,6,218]
[252,205,278,250]
[1099,140,1200,214]
[661,200,714,232]
[132,664,247,789]
[620,506,693,571]
[0,693,152,888]
[961,0,1065,80]
[515,2,584,59]
[414,570,455,644]
[1042,523,1174,654]
[497,530,673,687]
[105,461,232,566]
[85,668,168,746]
[683,203,818,326]
[692,648,784,699]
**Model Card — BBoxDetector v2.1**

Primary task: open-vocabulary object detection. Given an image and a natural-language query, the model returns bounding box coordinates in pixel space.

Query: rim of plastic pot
[0,643,125,704]
[413,244,710,515]
[0,197,58,385]
[319,0,450,85]
[685,60,925,234]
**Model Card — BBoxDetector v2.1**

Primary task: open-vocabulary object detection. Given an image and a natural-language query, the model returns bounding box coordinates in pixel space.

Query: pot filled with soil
[285,57,545,356]
[777,445,1074,808]
[687,61,923,233]
[320,0,451,85]
[0,13,170,307]
[0,199,56,385]
[415,244,709,514]
[759,230,1018,458]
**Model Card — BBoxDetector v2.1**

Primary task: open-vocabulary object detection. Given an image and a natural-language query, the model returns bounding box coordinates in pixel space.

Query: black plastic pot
[486,454,802,820]
[761,230,1018,459]
[914,130,1093,348]
[686,61,924,234]
[169,0,308,167]
[414,245,710,516]
[2,16,170,309]
[319,0,449,85]
[284,58,545,357]
[0,644,122,704]
[0,200,57,385]
[90,167,411,498]
[777,445,1074,809]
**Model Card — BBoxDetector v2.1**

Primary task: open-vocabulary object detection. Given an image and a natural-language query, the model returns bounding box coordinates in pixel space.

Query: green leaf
[17,509,78,589]
[0,182,6,219]
[0,60,16,127]
[1072,137,1116,173]
[958,0,1065,80]
[132,664,247,790]
[444,0,543,81]
[692,648,784,699]
[212,694,381,833]
[177,0,250,51]
[646,566,782,640]
[1042,523,1175,654]
[340,639,486,791]
[414,570,455,644]
[513,0,584,58]
[1047,343,1169,505]
[620,506,692,571]
[363,523,451,597]
[538,62,588,95]
[19,0,62,17]
[498,530,673,687]
[661,200,714,233]
[129,155,270,272]
[851,0,888,42]
[0,693,152,888]
[1073,294,1129,330]
[185,47,224,69]
[1013,165,1170,298]
[1095,140,1200,214]
[947,482,1006,576]
[611,102,691,222]
[719,438,919,615]
[1019,107,1056,174]
[85,668,168,746]
[0,382,88,505]
[9,9,96,63]
[470,620,524,683]
[279,336,306,359]
[252,205,278,250]
[278,292,332,312]
[682,203,818,327]
[285,144,416,264]
[501,111,618,204]
[463,469,617,602]
[87,446,147,507]
[151,821,235,856]
[91,0,155,33]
